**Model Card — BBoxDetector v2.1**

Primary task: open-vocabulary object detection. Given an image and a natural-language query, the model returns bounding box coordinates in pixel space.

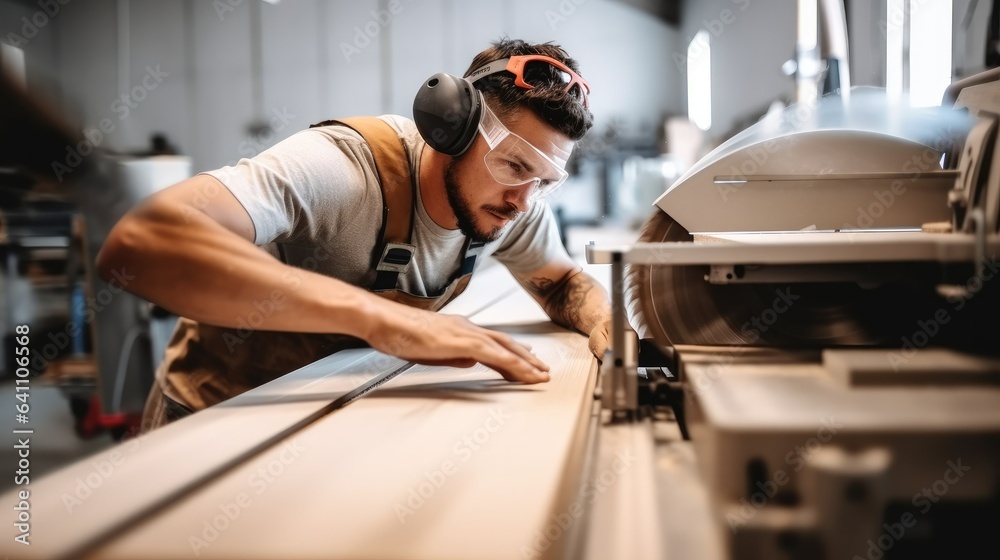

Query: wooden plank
[3,349,408,560]
[87,328,598,559]
[1,257,600,560]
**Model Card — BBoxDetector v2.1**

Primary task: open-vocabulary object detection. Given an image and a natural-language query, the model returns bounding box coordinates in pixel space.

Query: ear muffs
[412,72,483,156]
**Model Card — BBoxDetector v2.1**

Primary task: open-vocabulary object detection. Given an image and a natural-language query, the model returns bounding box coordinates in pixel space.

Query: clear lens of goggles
[478,102,569,199]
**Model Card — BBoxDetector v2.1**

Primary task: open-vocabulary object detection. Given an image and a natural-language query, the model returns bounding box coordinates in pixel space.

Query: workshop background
[0,0,992,486]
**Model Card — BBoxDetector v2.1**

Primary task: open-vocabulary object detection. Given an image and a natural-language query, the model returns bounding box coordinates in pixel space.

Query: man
[97,39,611,431]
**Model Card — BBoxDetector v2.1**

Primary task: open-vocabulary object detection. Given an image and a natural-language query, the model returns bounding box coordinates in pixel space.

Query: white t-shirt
[204,115,562,297]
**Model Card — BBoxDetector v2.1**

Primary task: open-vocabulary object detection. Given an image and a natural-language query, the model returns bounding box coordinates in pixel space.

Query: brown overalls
[141,117,485,431]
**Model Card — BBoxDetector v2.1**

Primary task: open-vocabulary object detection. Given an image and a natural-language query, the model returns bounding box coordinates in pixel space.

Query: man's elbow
[95,215,144,285]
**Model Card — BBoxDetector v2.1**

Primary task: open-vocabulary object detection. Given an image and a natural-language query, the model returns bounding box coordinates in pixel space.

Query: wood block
[823,348,1000,387]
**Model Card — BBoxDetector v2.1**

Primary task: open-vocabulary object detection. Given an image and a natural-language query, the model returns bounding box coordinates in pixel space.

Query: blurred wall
[678,0,797,141]
[2,0,684,174]
[5,0,992,174]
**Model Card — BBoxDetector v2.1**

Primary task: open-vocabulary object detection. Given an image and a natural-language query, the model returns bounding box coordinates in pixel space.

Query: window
[886,0,953,107]
[909,0,952,106]
[797,0,819,103]
[687,30,712,131]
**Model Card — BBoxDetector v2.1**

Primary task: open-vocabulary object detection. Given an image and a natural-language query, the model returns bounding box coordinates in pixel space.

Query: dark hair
[464,38,593,141]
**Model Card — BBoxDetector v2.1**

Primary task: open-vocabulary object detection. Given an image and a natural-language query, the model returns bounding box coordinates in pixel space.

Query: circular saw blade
[625,211,936,348]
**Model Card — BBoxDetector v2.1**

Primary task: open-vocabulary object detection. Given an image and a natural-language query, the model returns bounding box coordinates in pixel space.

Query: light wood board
[88,327,596,559]
[1,258,600,560]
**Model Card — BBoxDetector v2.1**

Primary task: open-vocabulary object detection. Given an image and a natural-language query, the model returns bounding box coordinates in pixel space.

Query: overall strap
[459,238,487,278]
[311,117,415,290]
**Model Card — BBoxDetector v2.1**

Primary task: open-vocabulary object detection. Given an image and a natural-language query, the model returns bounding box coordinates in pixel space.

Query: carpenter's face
[443,106,573,243]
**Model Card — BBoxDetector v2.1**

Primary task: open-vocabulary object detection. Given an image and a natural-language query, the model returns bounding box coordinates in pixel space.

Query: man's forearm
[524,269,611,336]
[96,199,382,339]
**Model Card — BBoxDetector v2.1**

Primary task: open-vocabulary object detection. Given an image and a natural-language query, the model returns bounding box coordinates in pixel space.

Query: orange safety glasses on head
[467,54,591,108]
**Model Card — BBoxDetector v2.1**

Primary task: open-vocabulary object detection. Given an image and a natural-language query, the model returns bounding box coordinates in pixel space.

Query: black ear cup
[412,72,482,156]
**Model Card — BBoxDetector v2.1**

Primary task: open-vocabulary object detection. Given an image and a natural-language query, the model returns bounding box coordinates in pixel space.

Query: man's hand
[513,261,612,364]
[363,303,551,383]
[588,317,611,363]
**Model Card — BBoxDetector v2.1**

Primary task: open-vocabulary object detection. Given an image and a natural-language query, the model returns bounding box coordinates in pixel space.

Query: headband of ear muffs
[412,72,483,156]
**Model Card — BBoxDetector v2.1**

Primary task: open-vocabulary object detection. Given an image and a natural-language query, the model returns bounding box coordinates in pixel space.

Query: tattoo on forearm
[523,277,556,299]
[548,274,595,331]
[519,269,609,334]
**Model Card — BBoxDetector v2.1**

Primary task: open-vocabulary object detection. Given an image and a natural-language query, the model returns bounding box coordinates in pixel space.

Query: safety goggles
[469,55,591,108]
[477,99,570,200]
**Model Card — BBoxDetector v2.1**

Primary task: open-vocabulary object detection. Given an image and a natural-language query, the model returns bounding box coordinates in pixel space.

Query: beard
[443,157,521,243]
